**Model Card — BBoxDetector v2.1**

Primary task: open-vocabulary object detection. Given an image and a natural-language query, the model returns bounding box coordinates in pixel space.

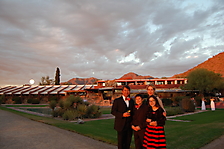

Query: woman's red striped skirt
[142,125,166,149]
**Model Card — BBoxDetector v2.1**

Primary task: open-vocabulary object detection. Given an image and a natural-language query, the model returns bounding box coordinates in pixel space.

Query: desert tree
[182,68,224,97]
[55,67,60,85]
[39,76,54,85]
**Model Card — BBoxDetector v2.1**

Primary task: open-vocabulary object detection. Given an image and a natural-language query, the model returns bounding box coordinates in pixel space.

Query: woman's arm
[156,108,166,126]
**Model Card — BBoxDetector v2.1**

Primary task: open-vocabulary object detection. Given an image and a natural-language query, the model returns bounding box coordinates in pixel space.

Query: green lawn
[166,110,224,148]
[100,107,111,114]
[0,106,223,149]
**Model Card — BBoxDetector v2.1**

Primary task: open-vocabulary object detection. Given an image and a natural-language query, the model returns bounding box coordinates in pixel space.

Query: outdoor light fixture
[29,79,35,85]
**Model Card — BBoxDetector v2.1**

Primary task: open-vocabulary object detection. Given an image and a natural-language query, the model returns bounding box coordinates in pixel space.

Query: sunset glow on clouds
[0,0,223,86]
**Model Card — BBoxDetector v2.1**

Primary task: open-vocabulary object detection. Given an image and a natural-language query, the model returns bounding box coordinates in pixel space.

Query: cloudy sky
[0,0,224,87]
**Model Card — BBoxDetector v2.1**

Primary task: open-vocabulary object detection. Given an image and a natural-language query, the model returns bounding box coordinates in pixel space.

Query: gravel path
[0,109,117,149]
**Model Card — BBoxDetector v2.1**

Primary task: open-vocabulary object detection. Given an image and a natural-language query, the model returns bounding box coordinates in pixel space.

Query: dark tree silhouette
[55,67,60,85]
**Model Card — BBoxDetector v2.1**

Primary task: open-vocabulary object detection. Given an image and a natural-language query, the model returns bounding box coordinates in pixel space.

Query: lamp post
[29,79,35,85]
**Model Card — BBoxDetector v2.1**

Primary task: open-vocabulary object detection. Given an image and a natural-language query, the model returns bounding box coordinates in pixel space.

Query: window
[156,81,164,85]
[167,81,172,84]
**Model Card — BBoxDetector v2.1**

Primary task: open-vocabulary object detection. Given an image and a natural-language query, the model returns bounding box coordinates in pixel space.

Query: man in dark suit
[111,85,134,149]
[131,94,148,149]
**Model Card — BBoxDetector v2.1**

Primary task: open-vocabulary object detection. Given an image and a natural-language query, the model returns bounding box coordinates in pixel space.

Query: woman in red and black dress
[143,95,166,149]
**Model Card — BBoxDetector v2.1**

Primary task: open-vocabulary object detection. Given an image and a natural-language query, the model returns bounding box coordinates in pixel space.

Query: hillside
[62,52,224,84]
[172,52,224,78]
[62,77,99,85]
[62,72,154,85]
[118,72,154,80]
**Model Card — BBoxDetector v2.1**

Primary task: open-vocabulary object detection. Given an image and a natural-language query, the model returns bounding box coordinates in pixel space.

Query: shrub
[49,96,58,102]
[32,98,40,104]
[0,95,5,104]
[58,100,64,109]
[83,100,90,106]
[64,100,73,110]
[77,104,87,119]
[165,106,184,116]
[12,96,22,104]
[49,100,57,110]
[86,105,102,118]
[162,98,173,106]
[52,108,65,117]
[27,98,32,104]
[74,96,84,104]
[194,96,202,106]
[62,110,78,121]
[50,95,102,120]
[67,95,76,103]
[67,95,83,105]
[173,96,185,105]
[181,98,195,112]
[27,98,40,104]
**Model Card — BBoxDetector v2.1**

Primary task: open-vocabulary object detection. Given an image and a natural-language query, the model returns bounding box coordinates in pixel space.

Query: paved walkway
[0,109,117,149]
[200,135,224,149]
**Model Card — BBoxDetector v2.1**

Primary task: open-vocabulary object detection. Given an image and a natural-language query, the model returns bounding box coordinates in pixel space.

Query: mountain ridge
[61,77,99,85]
[62,52,224,85]
[118,72,154,80]
[172,52,224,78]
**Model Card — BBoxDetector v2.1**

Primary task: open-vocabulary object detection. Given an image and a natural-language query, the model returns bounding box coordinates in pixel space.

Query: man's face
[135,96,143,105]
[122,87,130,97]
[147,86,155,96]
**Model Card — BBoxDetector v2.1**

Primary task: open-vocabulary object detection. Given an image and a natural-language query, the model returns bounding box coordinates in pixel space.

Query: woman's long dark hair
[148,95,160,107]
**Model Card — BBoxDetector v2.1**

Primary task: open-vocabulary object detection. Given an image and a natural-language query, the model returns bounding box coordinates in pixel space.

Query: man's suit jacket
[111,96,134,131]
[132,104,149,130]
